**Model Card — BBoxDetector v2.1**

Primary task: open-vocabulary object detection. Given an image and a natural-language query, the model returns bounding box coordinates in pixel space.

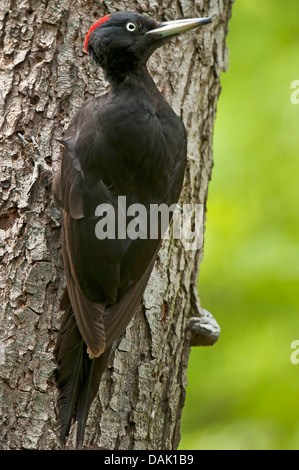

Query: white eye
[126,22,137,32]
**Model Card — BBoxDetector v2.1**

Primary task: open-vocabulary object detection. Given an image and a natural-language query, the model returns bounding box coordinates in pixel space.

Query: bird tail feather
[54,290,110,448]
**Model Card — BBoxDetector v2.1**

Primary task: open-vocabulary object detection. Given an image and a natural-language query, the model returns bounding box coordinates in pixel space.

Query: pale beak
[146,17,212,37]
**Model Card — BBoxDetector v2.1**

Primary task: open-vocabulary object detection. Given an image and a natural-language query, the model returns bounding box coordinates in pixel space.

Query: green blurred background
[180,0,299,450]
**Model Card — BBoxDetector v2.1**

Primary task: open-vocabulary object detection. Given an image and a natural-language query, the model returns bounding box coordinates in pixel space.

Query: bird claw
[87,347,96,360]
[17,133,52,193]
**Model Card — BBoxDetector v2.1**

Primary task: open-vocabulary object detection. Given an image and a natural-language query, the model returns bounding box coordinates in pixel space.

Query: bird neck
[109,65,159,95]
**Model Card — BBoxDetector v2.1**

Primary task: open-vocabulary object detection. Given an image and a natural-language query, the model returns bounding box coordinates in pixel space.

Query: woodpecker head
[85,11,212,81]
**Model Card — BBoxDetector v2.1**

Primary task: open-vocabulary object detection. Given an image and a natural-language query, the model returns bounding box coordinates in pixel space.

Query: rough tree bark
[0,0,233,450]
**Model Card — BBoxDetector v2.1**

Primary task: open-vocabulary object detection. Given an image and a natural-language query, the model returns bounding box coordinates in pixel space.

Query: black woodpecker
[52,10,212,448]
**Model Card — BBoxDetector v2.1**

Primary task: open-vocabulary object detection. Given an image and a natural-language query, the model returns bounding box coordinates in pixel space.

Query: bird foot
[17,133,52,193]
[87,347,96,360]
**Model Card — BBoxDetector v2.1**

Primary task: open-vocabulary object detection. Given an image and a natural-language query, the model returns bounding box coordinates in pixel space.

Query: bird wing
[57,94,186,357]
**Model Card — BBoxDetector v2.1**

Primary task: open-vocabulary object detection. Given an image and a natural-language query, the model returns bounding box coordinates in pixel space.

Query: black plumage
[53,10,211,448]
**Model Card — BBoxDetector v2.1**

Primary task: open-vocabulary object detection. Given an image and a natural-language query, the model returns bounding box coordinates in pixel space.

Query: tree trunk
[0,0,233,450]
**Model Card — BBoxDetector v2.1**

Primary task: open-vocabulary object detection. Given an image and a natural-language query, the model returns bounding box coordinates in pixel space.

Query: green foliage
[180,0,299,450]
